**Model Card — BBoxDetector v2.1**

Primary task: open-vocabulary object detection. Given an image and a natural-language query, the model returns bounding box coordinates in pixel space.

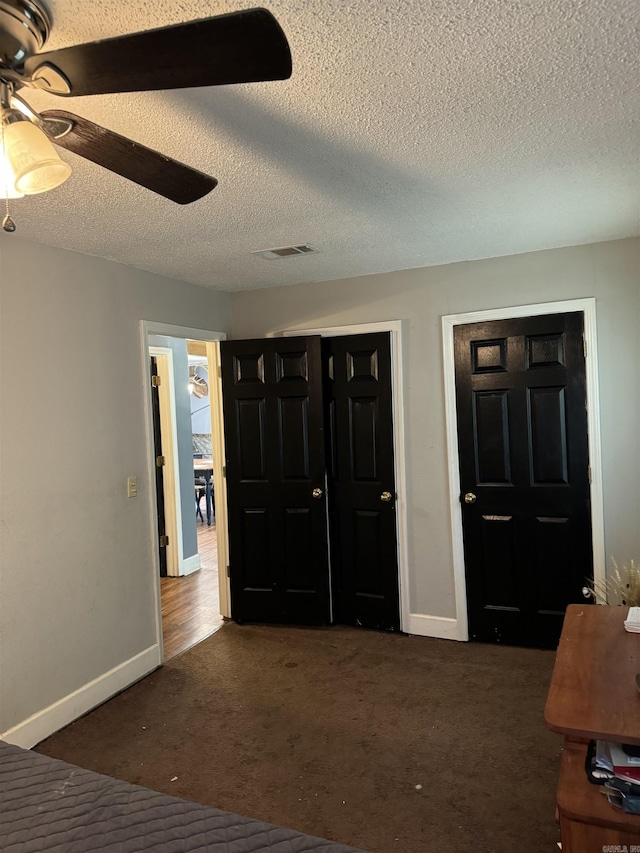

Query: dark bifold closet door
[454,312,593,648]
[322,333,400,631]
[220,337,331,624]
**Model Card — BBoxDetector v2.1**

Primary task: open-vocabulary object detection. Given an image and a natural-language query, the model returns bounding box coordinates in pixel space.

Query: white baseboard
[406,613,465,641]
[180,553,201,576]
[0,644,161,749]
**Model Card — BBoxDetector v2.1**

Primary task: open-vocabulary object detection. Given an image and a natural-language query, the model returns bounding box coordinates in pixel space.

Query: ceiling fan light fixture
[2,111,71,195]
[0,5,291,205]
[0,156,23,198]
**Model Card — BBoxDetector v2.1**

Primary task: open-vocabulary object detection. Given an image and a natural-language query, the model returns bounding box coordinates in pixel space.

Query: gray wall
[0,236,229,736]
[1,233,636,740]
[231,238,640,620]
[149,336,198,561]
[190,391,211,435]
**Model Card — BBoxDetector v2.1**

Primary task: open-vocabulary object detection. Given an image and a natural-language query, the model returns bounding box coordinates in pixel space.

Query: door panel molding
[442,298,604,642]
[278,320,410,635]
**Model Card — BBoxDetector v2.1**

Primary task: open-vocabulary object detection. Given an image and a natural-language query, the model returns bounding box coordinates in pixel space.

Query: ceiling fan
[188,365,209,398]
[0,0,292,217]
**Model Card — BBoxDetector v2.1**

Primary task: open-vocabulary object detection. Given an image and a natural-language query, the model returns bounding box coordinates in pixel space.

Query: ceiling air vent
[251,243,320,260]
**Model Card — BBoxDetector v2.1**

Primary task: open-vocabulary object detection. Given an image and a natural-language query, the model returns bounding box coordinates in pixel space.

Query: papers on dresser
[595,740,640,785]
[624,606,640,633]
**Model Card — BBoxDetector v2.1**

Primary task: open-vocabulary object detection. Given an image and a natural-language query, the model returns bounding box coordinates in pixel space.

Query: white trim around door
[140,321,228,660]
[277,320,411,635]
[148,346,183,578]
[206,339,231,619]
[441,297,605,642]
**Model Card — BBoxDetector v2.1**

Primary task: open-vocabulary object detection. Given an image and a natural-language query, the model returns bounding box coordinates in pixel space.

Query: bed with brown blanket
[0,739,367,852]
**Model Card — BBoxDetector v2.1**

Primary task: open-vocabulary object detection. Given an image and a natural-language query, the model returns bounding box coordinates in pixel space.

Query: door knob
[463,492,477,504]
[312,488,324,499]
[380,491,393,502]
[582,586,593,600]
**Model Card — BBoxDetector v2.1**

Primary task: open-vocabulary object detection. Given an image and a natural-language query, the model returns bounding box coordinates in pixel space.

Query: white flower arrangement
[588,558,640,606]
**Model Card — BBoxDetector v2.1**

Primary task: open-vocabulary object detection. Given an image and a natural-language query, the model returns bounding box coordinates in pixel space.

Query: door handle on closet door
[312,488,324,499]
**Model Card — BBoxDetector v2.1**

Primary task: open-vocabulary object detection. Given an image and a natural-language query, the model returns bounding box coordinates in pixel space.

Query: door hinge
[151,375,161,387]
[222,465,227,477]
[583,337,587,358]
[588,465,592,484]
[226,565,231,578]
[217,366,222,379]
[156,455,166,467]
[159,534,169,547]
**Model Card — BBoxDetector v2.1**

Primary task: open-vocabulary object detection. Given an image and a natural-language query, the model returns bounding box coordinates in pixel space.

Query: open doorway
[177,339,221,654]
[143,323,228,661]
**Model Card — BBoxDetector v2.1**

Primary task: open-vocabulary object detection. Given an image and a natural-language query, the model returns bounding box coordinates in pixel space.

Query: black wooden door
[221,337,331,624]
[454,312,592,648]
[322,333,400,630]
[150,357,167,577]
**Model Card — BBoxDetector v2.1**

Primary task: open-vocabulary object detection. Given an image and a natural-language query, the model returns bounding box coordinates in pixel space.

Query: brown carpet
[36,624,561,853]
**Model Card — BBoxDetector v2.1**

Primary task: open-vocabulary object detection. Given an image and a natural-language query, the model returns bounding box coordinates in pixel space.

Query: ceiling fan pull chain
[0,117,16,233]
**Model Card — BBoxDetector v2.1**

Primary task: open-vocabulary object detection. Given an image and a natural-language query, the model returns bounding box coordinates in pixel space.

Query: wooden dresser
[545,604,640,850]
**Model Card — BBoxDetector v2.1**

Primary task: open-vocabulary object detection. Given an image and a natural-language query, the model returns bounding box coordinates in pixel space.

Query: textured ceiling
[3,0,639,291]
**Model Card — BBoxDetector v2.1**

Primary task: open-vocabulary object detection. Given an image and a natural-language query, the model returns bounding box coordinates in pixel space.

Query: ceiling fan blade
[25,8,292,97]
[41,110,217,204]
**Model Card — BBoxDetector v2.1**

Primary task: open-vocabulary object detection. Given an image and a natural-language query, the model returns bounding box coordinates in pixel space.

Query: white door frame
[274,320,410,633]
[141,321,228,660]
[441,297,605,642]
[206,339,231,620]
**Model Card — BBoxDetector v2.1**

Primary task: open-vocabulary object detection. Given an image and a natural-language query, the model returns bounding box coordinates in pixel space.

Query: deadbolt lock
[380,491,393,502]
[464,492,477,504]
[312,487,324,499]
[156,455,166,468]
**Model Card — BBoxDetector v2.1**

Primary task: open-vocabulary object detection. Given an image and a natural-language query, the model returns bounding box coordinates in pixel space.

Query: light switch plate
[127,477,138,498]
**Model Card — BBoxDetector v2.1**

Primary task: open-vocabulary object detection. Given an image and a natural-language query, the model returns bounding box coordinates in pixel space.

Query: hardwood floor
[160,520,224,660]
